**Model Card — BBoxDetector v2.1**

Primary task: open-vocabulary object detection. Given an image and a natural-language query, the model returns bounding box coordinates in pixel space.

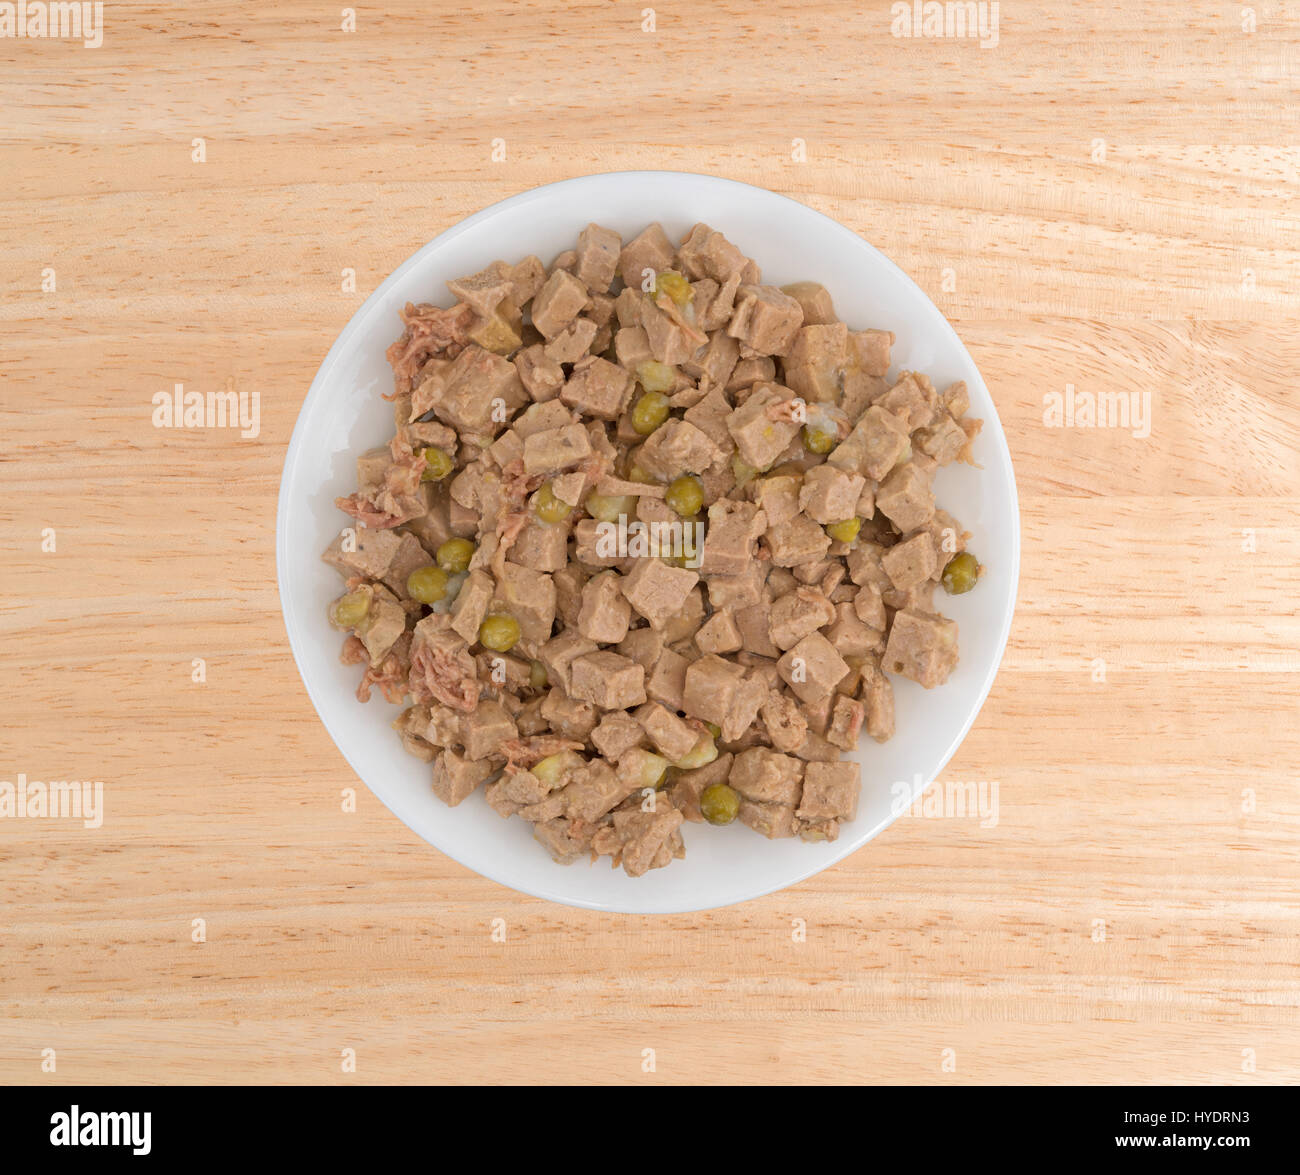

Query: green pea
[533,481,573,523]
[585,492,635,523]
[802,424,835,454]
[631,391,671,435]
[731,454,758,487]
[436,537,475,574]
[941,551,980,595]
[479,613,521,652]
[653,271,693,309]
[825,518,861,544]
[406,564,448,604]
[700,783,740,826]
[635,360,677,394]
[664,474,703,518]
[328,589,371,630]
[421,447,453,481]
[529,660,548,690]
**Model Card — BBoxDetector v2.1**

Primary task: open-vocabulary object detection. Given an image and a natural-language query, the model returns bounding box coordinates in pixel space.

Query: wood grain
[2,1,1298,1085]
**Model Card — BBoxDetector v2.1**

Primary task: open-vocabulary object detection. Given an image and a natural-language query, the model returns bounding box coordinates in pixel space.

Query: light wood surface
[2,1,1298,1086]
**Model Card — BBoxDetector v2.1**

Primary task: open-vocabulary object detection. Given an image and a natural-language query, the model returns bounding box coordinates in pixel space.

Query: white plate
[276,171,1020,913]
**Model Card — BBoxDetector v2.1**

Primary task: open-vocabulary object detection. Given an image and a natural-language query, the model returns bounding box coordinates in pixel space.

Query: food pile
[322,221,981,876]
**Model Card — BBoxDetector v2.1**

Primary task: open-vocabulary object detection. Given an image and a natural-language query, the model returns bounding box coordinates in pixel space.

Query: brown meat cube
[511,399,574,438]
[766,512,831,567]
[736,604,782,658]
[539,688,598,740]
[492,562,556,653]
[431,750,493,808]
[322,526,406,580]
[553,565,589,629]
[738,799,798,839]
[797,761,860,823]
[726,355,777,393]
[574,223,622,292]
[780,281,837,326]
[532,817,588,863]
[521,423,593,477]
[356,592,406,666]
[620,559,699,629]
[561,354,634,420]
[414,344,527,437]
[661,584,706,646]
[798,464,866,525]
[915,412,968,465]
[677,223,750,282]
[446,262,514,317]
[543,316,598,365]
[727,284,803,356]
[646,646,689,710]
[682,330,740,389]
[449,569,494,643]
[681,654,745,729]
[683,657,766,742]
[634,702,698,762]
[618,222,676,290]
[783,322,848,400]
[825,601,880,659]
[559,759,634,822]
[768,587,835,651]
[943,380,970,418]
[485,768,550,818]
[877,372,938,432]
[725,382,801,470]
[577,571,632,644]
[826,694,865,751]
[842,328,891,377]
[884,609,959,688]
[636,418,723,480]
[881,531,938,591]
[760,692,808,753]
[614,325,654,372]
[607,803,685,877]
[695,608,743,655]
[876,463,936,533]
[858,404,913,481]
[859,659,895,742]
[854,583,887,632]
[510,516,569,573]
[641,295,706,365]
[530,268,588,338]
[618,625,664,670]
[569,651,646,710]
[706,559,768,610]
[730,748,804,805]
[753,473,802,526]
[538,632,598,693]
[462,699,518,761]
[699,499,765,576]
[591,711,646,760]
[777,631,850,703]
[846,542,891,590]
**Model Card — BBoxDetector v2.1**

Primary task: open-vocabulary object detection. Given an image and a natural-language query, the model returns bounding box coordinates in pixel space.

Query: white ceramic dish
[276,171,1020,914]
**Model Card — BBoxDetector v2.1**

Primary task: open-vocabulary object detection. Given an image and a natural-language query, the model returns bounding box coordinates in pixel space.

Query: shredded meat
[500,735,585,772]
[384,301,474,398]
[409,637,479,713]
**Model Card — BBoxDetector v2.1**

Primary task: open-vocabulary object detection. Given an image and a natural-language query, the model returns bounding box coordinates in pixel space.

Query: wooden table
[2,2,1297,1085]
